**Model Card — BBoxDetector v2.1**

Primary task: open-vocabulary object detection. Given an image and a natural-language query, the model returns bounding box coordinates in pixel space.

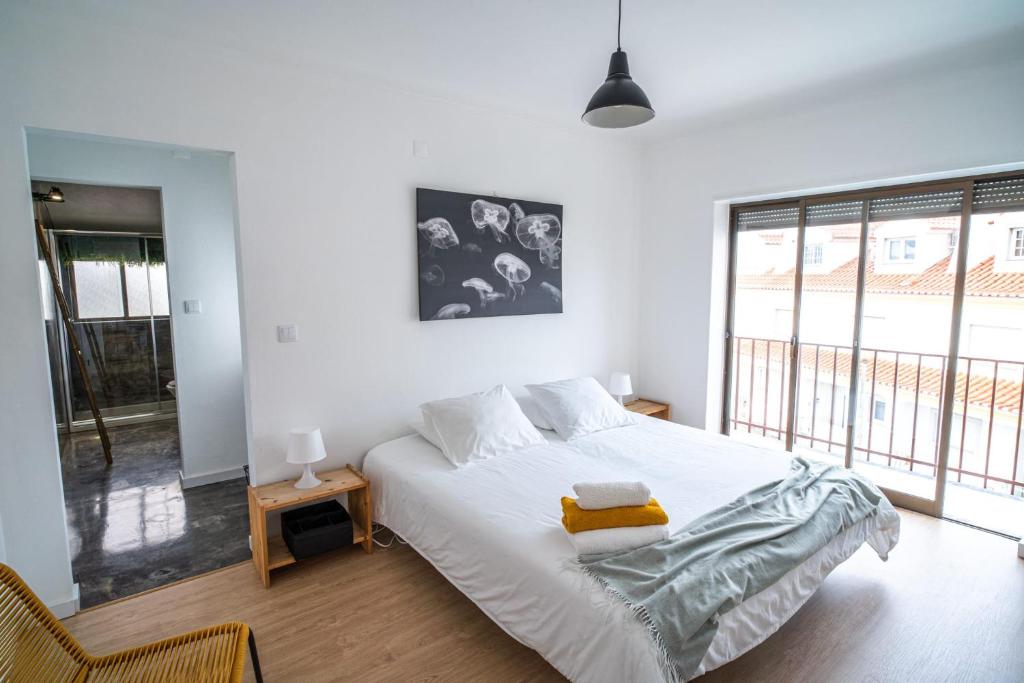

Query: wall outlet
[277,324,298,343]
[184,299,202,314]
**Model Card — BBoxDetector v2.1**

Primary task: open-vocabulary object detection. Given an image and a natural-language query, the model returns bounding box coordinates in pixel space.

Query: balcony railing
[729,335,1024,497]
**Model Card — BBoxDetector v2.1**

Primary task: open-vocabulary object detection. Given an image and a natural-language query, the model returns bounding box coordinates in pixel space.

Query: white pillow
[525,377,637,441]
[410,419,443,450]
[419,385,545,467]
[515,395,554,431]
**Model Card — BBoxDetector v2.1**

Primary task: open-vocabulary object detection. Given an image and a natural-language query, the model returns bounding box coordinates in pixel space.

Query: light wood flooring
[64,511,1024,682]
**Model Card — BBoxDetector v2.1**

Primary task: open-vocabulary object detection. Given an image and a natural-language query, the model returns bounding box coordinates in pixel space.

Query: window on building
[803,243,823,266]
[885,238,916,262]
[873,399,887,422]
[1011,227,1024,259]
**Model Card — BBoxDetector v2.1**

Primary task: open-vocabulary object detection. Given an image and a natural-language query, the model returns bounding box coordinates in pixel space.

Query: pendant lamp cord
[617,0,622,50]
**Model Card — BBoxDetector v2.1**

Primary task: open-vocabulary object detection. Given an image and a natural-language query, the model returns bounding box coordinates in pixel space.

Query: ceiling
[39,1,1024,140]
[32,181,163,233]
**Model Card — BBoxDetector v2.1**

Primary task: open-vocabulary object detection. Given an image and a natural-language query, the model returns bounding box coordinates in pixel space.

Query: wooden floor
[64,512,1024,682]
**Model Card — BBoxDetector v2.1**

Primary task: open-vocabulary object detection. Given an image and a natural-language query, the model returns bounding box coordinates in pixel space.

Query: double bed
[363,415,900,682]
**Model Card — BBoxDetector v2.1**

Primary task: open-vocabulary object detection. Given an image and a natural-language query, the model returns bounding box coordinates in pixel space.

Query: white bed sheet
[363,416,900,682]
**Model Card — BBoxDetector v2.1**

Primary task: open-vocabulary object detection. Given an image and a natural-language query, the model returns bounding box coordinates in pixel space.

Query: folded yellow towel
[561,496,668,534]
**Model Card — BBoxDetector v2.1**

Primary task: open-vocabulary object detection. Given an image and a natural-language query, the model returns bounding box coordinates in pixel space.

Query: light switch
[413,139,429,158]
[277,324,298,343]
[184,299,202,314]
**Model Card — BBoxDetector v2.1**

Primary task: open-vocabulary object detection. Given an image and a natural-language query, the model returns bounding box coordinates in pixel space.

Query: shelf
[267,520,369,572]
[267,535,296,570]
[352,520,367,545]
[250,464,372,587]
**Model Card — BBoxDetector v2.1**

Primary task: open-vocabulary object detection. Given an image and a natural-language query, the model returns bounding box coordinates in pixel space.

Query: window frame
[1010,227,1024,260]
[723,168,1024,519]
[59,235,170,323]
[884,237,917,263]
[70,258,169,322]
[803,243,823,266]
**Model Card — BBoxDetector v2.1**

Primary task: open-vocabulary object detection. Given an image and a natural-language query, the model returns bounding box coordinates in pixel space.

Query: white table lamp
[286,427,327,489]
[609,372,633,405]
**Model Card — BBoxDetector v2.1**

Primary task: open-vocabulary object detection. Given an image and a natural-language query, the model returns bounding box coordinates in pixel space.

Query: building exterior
[730,211,1024,499]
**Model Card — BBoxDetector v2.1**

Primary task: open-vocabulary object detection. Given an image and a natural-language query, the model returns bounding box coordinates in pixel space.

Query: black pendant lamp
[582,0,654,128]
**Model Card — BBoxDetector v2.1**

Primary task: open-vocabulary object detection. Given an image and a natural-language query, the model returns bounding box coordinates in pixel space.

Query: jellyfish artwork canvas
[417,188,563,321]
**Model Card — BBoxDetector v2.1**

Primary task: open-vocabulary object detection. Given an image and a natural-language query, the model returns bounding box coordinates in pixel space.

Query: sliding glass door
[725,204,799,450]
[792,199,865,464]
[850,188,965,506]
[942,178,1024,535]
[724,173,1024,527]
[48,232,176,428]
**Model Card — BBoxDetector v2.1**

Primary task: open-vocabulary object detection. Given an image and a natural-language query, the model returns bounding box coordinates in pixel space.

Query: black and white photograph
[416,187,563,321]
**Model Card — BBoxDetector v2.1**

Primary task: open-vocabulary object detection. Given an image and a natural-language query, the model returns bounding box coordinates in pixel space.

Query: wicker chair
[0,563,263,682]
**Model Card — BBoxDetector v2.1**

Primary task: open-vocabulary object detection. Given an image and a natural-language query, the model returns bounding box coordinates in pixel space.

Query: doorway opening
[29,132,251,610]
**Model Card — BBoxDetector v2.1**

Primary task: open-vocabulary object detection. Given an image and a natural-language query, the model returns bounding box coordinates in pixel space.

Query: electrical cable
[617,0,622,50]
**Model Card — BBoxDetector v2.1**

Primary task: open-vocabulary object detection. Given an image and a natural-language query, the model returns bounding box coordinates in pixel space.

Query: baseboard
[179,466,245,489]
[50,583,79,619]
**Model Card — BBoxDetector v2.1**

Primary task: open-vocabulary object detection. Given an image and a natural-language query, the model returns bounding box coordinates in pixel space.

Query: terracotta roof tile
[738,255,1024,298]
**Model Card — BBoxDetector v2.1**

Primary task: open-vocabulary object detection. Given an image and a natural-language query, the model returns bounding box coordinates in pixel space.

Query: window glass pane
[72,261,124,319]
[793,200,864,462]
[853,189,964,501]
[38,260,55,321]
[943,208,1024,535]
[148,263,170,316]
[728,205,799,448]
[125,263,152,317]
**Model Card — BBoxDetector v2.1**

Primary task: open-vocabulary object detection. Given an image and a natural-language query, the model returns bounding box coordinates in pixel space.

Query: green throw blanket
[577,458,887,682]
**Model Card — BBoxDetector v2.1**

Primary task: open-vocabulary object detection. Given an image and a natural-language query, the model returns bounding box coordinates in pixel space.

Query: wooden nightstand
[625,399,672,421]
[247,464,372,588]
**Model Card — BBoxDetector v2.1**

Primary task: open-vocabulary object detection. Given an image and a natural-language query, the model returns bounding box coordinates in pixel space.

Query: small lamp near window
[609,372,633,405]
[286,427,327,489]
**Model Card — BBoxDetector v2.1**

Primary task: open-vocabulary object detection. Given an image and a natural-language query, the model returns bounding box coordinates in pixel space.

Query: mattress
[363,416,900,682]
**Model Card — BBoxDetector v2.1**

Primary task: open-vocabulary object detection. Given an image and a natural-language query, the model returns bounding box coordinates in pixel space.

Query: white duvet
[363,417,900,682]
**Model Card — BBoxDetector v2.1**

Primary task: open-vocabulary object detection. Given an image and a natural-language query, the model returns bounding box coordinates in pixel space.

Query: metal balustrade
[728,336,1024,497]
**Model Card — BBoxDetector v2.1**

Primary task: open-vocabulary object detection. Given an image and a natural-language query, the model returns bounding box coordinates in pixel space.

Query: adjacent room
[1,1,1022,682]
[27,133,252,608]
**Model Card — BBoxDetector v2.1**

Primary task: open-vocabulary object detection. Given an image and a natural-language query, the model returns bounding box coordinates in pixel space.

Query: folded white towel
[572,480,652,510]
[567,524,669,556]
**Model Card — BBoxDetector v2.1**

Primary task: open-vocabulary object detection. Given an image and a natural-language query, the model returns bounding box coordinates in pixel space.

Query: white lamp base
[616,395,625,405]
[294,463,322,489]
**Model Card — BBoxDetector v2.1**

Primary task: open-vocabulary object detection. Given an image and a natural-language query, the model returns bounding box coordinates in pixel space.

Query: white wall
[0,3,640,605]
[27,133,249,486]
[637,51,1024,432]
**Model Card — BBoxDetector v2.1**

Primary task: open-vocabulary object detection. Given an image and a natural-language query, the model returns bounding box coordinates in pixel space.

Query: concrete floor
[60,420,249,608]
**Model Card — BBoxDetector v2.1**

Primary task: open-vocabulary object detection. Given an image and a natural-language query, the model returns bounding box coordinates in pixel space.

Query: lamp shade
[286,427,327,465]
[582,50,655,129]
[609,372,633,397]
